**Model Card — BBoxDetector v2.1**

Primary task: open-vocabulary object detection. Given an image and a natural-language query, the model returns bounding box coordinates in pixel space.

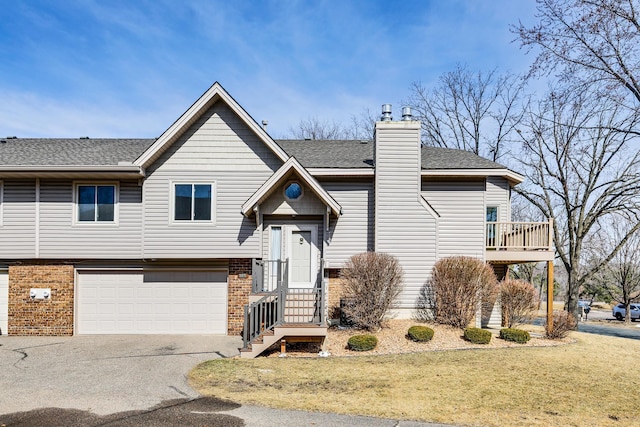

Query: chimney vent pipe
[261,120,268,130]
[381,104,392,121]
[401,106,412,121]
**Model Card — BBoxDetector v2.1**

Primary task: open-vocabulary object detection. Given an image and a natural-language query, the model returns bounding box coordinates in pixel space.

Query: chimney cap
[381,104,392,121]
[401,106,412,121]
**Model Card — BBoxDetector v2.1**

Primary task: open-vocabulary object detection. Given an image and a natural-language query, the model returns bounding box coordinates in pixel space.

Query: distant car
[578,300,591,314]
[612,303,640,321]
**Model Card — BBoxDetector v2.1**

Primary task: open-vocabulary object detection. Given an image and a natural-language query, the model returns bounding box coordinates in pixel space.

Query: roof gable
[134,82,289,168]
[242,157,342,217]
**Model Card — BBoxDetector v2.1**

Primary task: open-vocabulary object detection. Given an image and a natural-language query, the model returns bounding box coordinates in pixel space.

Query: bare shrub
[340,252,404,331]
[430,256,498,328]
[500,279,539,328]
[545,310,577,340]
[415,281,435,322]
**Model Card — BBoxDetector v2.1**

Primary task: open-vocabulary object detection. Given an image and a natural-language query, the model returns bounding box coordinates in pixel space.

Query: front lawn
[190,331,639,426]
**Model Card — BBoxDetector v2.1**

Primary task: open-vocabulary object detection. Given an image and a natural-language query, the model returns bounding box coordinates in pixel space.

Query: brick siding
[327,268,345,320]
[8,264,75,336]
[227,258,252,335]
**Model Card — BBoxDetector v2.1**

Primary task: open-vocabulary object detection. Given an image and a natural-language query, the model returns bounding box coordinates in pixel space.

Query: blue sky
[0,0,538,139]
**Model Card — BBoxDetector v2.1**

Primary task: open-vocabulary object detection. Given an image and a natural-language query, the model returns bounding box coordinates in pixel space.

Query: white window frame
[73,182,119,225]
[0,181,3,227]
[170,181,216,224]
[486,205,499,222]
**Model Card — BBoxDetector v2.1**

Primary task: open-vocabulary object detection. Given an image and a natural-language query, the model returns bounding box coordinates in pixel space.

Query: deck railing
[486,220,553,251]
[252,259,287,293]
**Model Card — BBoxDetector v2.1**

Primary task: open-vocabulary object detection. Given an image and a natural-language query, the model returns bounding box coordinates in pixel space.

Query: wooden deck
[485,220,554,263]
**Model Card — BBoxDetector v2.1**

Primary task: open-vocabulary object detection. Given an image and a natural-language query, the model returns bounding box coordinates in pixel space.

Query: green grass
[190,332,640,426]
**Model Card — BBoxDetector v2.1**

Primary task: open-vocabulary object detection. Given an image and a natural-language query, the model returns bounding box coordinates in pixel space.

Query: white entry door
[287,226,317,288]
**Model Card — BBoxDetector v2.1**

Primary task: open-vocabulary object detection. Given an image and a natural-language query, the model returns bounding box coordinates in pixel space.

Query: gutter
[0,165,146,178]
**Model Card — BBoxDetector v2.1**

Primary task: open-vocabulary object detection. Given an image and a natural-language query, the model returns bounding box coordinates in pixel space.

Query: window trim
[486,205,499,222]
[170,181,216,224]
[73,182,119,225]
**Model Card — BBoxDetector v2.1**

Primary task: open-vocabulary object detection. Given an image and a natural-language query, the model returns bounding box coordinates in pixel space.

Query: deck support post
[546,260,554,333]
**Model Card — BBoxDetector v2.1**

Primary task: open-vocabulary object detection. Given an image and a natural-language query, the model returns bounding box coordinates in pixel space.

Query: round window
[284,182,303,200]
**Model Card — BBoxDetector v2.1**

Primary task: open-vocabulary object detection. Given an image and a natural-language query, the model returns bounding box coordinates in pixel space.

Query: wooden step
[240,324,328,359]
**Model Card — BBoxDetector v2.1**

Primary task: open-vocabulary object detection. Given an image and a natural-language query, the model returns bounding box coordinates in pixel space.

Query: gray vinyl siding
[375,124,437,309]
[143,101,282,258]
[321,180,373,267]
[0,180,36,258]
[485,176,510,222]
[39,180,143,258]
[422,180,485,259]
[146,103,281,175]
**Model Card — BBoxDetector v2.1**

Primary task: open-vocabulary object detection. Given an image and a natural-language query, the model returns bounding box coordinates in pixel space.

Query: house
[0,83,554,357]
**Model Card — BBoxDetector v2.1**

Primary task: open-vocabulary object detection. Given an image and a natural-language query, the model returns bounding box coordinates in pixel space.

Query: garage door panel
[77,270,227,334]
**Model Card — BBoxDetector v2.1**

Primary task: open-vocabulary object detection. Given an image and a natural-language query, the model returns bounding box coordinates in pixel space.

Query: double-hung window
[174,183,214,221]
[77,184,116,222]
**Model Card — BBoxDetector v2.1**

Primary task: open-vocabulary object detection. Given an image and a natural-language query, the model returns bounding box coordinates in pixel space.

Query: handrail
[243,258,326,347]
[486,220,553,250]
[243,289,281,346]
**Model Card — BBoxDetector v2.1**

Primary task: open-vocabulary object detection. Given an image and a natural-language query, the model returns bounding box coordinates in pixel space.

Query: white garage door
[77,270,227,334]
[0,271,8,335]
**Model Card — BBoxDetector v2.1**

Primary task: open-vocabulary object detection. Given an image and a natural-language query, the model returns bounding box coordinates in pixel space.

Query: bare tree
[288,116,347,140]
[514,0,640,126]
[406,65,527,161]
[344,108,376,141]
[516,88,640,315]
[590,216,640,322]
[287,109,376,141]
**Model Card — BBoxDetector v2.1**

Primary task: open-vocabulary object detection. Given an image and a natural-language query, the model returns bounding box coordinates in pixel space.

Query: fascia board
[307,168,375,177]
[421,169,524,184]
[0,165,145,177]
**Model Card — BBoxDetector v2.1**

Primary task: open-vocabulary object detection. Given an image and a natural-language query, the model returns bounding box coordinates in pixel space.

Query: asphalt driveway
[0,334,242,416]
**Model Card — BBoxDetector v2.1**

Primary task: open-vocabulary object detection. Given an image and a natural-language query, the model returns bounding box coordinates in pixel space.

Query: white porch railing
[486,220,553,251]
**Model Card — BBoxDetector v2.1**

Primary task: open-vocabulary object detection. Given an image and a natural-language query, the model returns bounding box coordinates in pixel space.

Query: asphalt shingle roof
[275,140,375,168]
[275,139,507,170]
[0,138,155,166]
[0,137,507,171]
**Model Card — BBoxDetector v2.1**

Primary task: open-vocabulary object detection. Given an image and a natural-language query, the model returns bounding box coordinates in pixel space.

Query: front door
[287,226,317,288]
